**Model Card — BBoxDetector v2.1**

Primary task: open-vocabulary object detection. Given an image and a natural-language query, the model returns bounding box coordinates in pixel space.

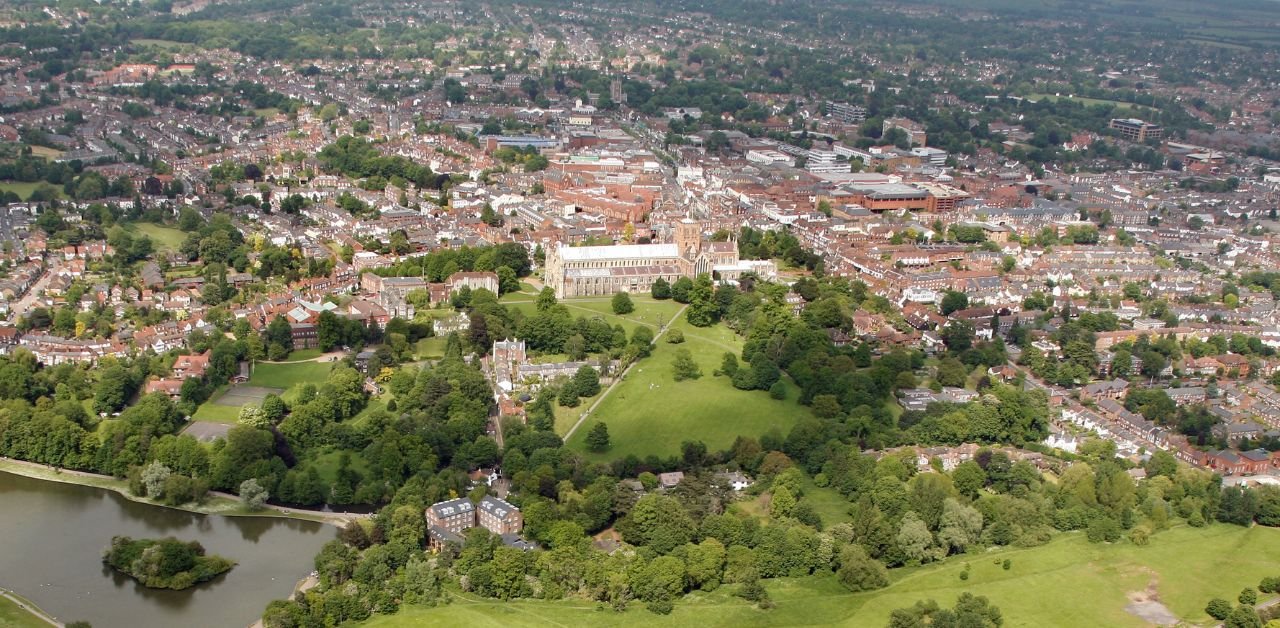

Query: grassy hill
[565,314,810,461]
[362,524,1280,627]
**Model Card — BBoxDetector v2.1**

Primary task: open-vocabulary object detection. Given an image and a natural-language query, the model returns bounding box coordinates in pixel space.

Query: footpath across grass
[0,590,55,628]
[361,524,1280,628]
[565,316,809,460]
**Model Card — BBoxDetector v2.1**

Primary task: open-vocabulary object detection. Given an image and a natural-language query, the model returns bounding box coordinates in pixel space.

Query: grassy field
[732,474,853,528]
[502,295,685,338]
[26,145,62,159]
[249,361,335,401]
[0,591,54,628]
[0,181,55,201]
[191,398,241,423]
[415,336,449,360]
[305,447,371,485]
[1027,94,1155,111]
[123,222,187,252]
[277,348,325,361]
[564,316,809,461]
[362,524,1280,628]
[130,38,190,49]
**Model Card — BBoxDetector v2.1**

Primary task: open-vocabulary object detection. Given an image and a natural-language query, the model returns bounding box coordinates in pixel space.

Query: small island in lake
[103,536,235,590]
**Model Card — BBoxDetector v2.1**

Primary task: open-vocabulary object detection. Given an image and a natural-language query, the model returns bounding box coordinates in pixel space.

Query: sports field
[361,524,1280,628]
[248,361,334,394]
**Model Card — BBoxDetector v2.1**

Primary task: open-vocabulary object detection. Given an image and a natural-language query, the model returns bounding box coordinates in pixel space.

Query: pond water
[0,471,335,628]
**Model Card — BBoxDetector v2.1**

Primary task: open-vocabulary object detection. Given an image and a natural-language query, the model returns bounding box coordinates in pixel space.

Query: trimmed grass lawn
[123,222,187,252]
[0,181,56,201]
[362,524,1280,628]
[732,475,853,528]
[0,592,52,628]
[281,348,324,361]
[502,295,685,337]
[131,38,189,49]
[415,336,448,360]
[191,399,242,423]
[27,145,62,159]
[249,361,335,402]
[564,317,809,460]
[305,447,371,485]
[1028,94,1157,111]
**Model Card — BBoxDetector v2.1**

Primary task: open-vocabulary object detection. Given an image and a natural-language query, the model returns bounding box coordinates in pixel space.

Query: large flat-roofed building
[826,101,868,124]
[544,219,754,298]
[1109,118,1163,143]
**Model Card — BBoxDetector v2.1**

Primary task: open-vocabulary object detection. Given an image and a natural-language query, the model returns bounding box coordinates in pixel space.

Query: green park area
[26,146,61,159]
[502,294,686,338]
[361,524,1280,628]
[247,360,334,393]
[130,38,190,50]
[192,360,335,423]
[1027,94,1149,108]
[0,181,56,201]
[123,222,188,252]
[564,314,809,461]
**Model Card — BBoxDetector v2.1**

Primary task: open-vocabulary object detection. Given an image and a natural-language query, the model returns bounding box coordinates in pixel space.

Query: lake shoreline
[0,458,362,528]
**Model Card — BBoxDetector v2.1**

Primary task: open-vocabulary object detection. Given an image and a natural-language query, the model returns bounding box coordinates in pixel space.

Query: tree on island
[103,536,235,590]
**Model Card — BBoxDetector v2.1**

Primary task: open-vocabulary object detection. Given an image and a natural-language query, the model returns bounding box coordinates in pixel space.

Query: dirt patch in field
[1125,579,1179,626]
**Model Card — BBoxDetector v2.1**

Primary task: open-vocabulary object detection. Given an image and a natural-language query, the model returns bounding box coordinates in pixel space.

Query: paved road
[8,263,53,321]
[563,304,689,442]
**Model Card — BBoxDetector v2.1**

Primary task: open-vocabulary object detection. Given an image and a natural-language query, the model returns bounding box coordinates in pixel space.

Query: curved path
[0,589,59,627]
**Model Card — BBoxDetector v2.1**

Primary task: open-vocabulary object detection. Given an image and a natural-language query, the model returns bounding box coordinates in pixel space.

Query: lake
[0,471,335,628]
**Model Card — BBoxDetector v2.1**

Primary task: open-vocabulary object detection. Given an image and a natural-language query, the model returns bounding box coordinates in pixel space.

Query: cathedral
[544,219,771,298]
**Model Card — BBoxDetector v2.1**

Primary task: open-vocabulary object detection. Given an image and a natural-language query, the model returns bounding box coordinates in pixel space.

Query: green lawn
[564,317,809,461]
[362,524,1280,628]
[191,399,241,424]
[249,361,335,402]
[416,336,449,360]
[278,348,324,361]
[123,222,187,252]
[131,38,189,49]
[305,447,371,485]
[0,591,53,628]
[732,475,853,528]
[502,295,685,338]
[1027,94,1157,111]
[27,145,61,159]
[0,181,56,201]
